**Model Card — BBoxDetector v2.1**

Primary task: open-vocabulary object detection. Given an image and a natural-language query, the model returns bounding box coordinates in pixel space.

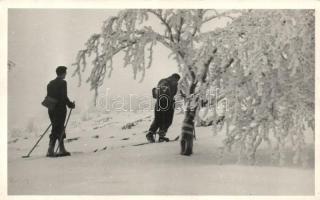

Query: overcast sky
[8,9,228,129]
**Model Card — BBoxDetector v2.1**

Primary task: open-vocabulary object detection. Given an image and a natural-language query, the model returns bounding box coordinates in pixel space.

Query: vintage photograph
[7,8,314,195]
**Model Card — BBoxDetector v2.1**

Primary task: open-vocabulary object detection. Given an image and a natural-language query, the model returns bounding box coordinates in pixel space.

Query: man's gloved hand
[69,102,75,109]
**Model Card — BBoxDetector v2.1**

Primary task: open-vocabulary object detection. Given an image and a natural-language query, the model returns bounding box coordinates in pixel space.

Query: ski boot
[57,139,71,157]
[46,138,57,157]
[158,136,170,142]
[146,131,155,143]
[158,130,169,142]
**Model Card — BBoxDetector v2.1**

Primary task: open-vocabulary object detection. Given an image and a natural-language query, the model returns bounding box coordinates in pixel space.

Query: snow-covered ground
[8,110,314,195]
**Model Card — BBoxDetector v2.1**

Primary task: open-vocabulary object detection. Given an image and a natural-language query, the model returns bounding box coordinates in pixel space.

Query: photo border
[1,0,318,199]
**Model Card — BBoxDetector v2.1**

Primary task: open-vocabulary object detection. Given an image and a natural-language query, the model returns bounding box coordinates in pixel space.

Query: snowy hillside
[8,110,314,195]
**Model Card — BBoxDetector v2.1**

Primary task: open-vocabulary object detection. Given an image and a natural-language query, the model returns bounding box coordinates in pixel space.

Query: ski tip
[21,155,30,158]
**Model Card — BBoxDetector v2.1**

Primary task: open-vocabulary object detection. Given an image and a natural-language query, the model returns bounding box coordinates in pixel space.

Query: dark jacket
[47,77,73,109]
[157,76,178,100]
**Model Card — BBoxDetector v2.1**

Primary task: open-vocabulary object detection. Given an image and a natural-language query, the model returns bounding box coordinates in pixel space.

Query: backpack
[152,79,171,99]
[41,96,58,110]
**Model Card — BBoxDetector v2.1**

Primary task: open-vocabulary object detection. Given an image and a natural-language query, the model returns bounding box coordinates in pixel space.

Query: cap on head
[171,73,181,81]
[56,66,67,76]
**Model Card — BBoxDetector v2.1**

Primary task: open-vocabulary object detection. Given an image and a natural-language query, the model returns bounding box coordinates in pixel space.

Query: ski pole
[22,123,52,158]
[55,107,73,153]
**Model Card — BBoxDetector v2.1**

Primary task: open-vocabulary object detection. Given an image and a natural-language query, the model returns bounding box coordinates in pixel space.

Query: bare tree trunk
[180,107,196,155]
[179,49,220,156]
[180,78,198,155]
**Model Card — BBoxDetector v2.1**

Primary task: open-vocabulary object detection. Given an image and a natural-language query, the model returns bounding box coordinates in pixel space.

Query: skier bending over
[146,73,180,143]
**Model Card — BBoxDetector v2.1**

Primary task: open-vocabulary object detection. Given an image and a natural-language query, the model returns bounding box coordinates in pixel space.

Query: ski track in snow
[8,111,314,195]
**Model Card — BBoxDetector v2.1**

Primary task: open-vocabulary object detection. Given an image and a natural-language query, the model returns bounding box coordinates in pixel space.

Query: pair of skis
[22,108,73,159]
[132,135,180,147]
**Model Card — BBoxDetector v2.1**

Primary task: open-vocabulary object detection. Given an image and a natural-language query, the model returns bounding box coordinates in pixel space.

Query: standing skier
[146,73,180,143]
[45,66,75,157]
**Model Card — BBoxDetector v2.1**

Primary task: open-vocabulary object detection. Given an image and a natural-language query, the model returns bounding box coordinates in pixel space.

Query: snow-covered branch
[147,9,175,43]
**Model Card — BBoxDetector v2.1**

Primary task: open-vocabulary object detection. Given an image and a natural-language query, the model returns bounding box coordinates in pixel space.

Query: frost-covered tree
[211,10,315,166]
[74,9,314,162]
[73,9,238,155]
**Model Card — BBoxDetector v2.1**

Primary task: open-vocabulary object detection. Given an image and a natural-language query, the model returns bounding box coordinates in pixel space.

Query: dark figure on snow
[146,73,180,143]
[46,66,75,157]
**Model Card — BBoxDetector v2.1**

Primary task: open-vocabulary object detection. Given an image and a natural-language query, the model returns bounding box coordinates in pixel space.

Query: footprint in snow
[92,135,99,139]
[121,137,130,140]
[93,125,106,130]
[93,146,107,153]
[65,137,80,143]
[8,138,19,144]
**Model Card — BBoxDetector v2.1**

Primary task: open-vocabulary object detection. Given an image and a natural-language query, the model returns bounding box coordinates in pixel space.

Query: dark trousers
[148,103,175,137]
[48,107,67,140]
